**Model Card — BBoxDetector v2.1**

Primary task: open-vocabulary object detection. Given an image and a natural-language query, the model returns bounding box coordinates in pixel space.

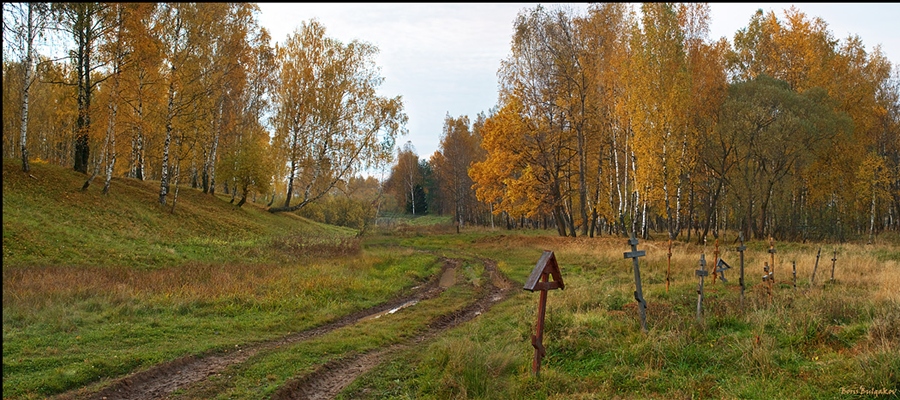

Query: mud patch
[439,261,458,288]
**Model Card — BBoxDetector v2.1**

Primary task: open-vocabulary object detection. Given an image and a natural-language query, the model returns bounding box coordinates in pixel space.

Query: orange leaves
[470,99,533,216]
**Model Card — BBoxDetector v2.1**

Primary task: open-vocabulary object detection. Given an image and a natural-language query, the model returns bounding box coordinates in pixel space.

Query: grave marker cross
[624,233,648,332]
[696,253,708,321]
[737,233,747,309]
[523,250,565,377]
[715,259,732,283]
[768,238,777,284]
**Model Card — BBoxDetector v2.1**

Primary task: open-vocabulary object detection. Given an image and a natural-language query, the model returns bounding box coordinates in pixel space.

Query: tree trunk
[553,207,567,236]
[577,128,588,236]
[237,185,249,207]
[205,100,222,195]
[159,74,176,205]
[19,3,34,173]
[73,7,93,174]
[170,153,181,214]
[103,23,122,195]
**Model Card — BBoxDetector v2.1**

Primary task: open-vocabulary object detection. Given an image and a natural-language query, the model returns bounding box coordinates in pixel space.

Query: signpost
[624,232,648,332]
[523,250,565,377]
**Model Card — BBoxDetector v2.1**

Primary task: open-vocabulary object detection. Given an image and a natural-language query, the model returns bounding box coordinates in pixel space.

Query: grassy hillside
[2,160,441,399]
[2,159,354,268]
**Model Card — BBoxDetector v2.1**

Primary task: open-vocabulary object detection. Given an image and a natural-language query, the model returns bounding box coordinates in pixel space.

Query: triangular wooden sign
[523,250,565,292]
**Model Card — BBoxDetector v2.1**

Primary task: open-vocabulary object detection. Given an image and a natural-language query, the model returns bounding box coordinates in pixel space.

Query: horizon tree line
[4,3,898,242]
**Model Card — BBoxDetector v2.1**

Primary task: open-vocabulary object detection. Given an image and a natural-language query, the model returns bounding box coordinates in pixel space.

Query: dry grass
[425,231,900,398]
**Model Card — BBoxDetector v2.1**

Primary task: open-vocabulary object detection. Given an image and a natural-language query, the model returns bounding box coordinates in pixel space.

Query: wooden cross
[715,259,732,283]
[737,233,746,309]
[696,253,708,322]
[624,232,647,332]
[523,250,565,377]
[768,237,777,284]
[762,262,774,304]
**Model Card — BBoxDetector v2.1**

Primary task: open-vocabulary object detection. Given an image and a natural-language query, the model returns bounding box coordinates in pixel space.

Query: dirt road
[54,257,515,400]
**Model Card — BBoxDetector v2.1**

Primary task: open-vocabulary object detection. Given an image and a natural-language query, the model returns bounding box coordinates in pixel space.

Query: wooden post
[792,261,797,290]
[737,233,746,309]
[666,239,672,293]
[523,250,565,377]
[532,273,548,376]
[712,238,720,284]
[696,253,708,322]
[768,237,777,285]
[830,251,837,283]
[763,262,773,304]
[624,232,648,332]
[810,247,821,287]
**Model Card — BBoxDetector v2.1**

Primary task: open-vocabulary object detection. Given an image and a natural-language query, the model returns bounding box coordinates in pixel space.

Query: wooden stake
[712,238,720,284]
[737,233,747,310]
[666,239,672,293]
[810,247,821,287]
[830,251,837,283]
[696,253,708,322]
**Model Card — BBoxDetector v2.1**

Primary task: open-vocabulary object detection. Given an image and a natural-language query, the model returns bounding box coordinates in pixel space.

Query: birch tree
[3,2,51,173]
[269,19,406,213]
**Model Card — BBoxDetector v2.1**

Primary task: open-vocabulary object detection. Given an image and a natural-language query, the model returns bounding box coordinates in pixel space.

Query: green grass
[3,159,899,399]
[2,160,436,399]
[343,232,900,399]
[2,160,354,268]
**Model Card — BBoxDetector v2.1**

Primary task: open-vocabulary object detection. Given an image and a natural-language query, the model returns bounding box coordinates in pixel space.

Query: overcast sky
[256,3,900,164]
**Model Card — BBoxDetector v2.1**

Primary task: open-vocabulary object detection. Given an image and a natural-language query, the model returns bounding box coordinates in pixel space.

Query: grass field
[3,160,898,399]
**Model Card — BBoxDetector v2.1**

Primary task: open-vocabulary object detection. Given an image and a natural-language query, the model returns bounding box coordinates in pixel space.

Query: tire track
[271,258,514,400]
[54,258,464,400]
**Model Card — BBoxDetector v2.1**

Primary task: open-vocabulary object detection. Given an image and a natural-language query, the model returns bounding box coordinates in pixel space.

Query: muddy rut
[55,257,515,400]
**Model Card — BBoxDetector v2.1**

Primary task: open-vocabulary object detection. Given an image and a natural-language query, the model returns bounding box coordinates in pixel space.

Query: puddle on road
[362,265,457,322]
[363,300,419,321]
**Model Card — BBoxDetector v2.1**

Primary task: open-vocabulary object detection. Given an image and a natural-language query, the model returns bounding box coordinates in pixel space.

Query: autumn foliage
[2,3,898,240]
[470,4,899,241]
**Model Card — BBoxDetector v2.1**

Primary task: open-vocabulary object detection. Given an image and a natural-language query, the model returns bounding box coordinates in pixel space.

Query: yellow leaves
[470,101,528,214]
[270,19,405,213]
[854,153,894,209]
